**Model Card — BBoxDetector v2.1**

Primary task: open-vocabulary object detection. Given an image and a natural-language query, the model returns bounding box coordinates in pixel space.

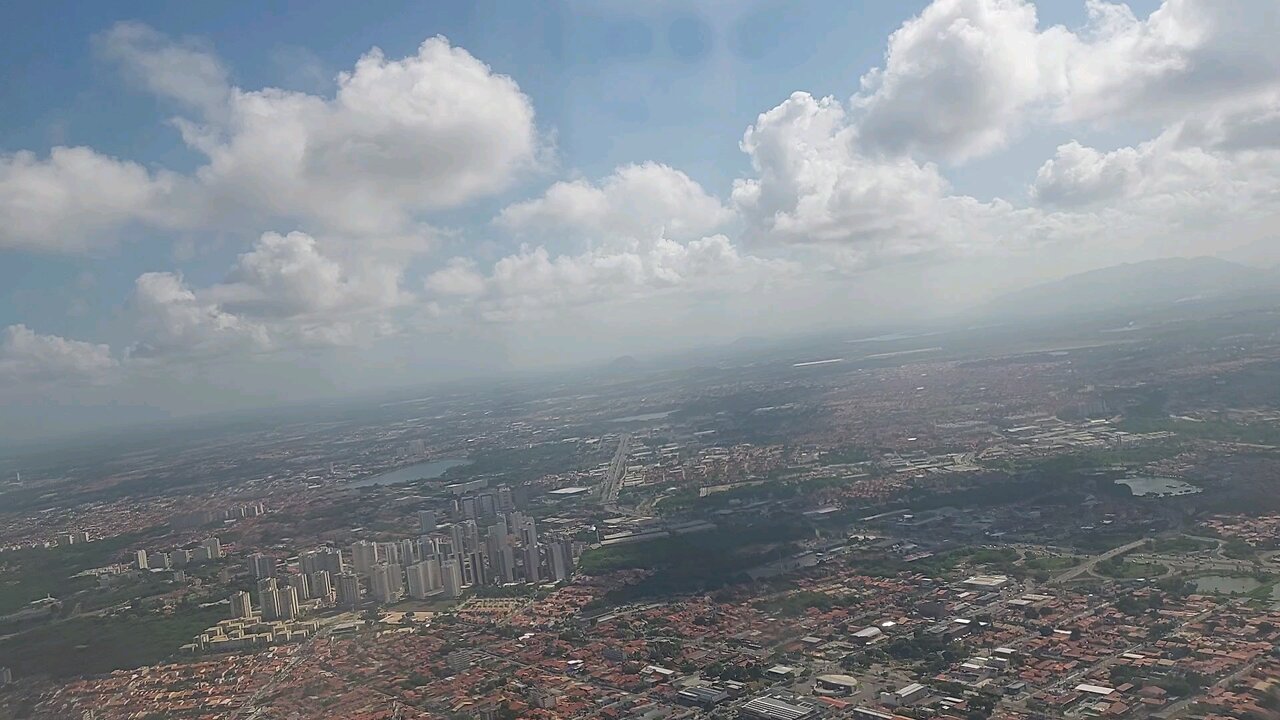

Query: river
[349,458,473,488]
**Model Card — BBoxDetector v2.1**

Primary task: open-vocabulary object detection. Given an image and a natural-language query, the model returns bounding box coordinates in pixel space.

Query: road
[599,434,631,508]
[1052,538,1150,584]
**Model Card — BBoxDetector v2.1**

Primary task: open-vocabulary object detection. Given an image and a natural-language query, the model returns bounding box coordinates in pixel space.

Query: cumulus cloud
[129,272,271,359]
[160,32,541,236]
[129,232,408,359]
[209,231,407,317]
[733,92,962,257]
[0,147,184,253]
[726,0,1280,267]
[0,26,543,254]
[0,325,118,385]
[1060,0,1280,125]
[1030,141,1145,207]
[847,0,1280,163]
[498,162,732,243]
[425,236,794,322]
[1031,130,1280,227]
[854,0,1073,162]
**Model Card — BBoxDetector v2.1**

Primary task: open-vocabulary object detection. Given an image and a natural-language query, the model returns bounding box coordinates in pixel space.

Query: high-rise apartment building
[248,553,276,579]
[301,547,343,576]
[350,540,379,577]
[278,585,300,620]
[309,570,334,603]
[441,559,463,599]
[230,590,253,619]
[418,510,436,534]
[286,572,310,600]
[202,536,223,560]
[336,573,361,609]
[370,563,402,604]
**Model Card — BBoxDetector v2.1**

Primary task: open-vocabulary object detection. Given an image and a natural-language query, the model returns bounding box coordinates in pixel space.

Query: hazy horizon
[3,0,1279,442]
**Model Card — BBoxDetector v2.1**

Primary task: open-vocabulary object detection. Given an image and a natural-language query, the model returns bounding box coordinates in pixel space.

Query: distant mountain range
[978,256,1279,320]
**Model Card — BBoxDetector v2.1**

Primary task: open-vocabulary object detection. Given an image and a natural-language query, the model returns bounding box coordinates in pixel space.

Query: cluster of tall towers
[343,508,572,605]
[230,491,577,616]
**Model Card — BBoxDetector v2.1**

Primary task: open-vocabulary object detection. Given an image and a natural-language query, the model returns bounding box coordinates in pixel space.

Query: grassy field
[1097,557,1168,579]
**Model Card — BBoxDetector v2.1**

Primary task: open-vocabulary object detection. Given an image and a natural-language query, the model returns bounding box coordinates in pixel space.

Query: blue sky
[0,0,1274,440]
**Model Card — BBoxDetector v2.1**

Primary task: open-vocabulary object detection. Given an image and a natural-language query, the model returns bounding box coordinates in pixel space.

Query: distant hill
[978,256,1277,320]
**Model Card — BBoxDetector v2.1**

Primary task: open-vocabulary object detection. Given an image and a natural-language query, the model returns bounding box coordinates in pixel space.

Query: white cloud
[854,0,1073,162]
[1031,130,1280,233]
[847,0,1280,162]
[733,92,959,256]
[425,235,794,322]
[129,272,271,359]
[1175,96,1280,151]
[165,33,542,236]
[97,21,231,114]
[0,147,183,253]
[209,231,407,317]
[1030,141,1144,207]
[0,26,543,254]
[423,258,488,298]
[498,162,732,242]
[0,325,118,385]
[130,232,407,359]
[729,0,1280,266]
[1060,0,1280,125]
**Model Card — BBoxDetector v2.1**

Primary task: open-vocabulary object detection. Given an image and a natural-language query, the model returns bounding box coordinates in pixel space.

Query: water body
[1194,575,1262,595]
[609,410,674,423]
[350,458,473,488]
[1116,476,1202,497]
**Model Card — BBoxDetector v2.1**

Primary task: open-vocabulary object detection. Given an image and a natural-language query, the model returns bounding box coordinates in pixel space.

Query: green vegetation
[1022,553,1079,572]
[579,522,809,604]
[1097,556,1167,579]
[752,590,857,617]
[1246,579,1279,602]
[1118,415,1280,446]
[1147,536,1217,554]
[832,546,1020,582]
[0,606,225,679]
[983,443,1181,475]
[655,476,850,515]
[818,446,871,465]
[1072,528,1149,553]
[0,531,153,615]
[441,441,581,483]
[1222,539,1258,560]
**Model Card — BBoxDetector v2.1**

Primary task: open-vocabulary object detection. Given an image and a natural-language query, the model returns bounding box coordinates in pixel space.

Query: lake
[1116,476,1202,497]
[1194,575,1262,595]
[609,410,674,423]
[349,458,473,488]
